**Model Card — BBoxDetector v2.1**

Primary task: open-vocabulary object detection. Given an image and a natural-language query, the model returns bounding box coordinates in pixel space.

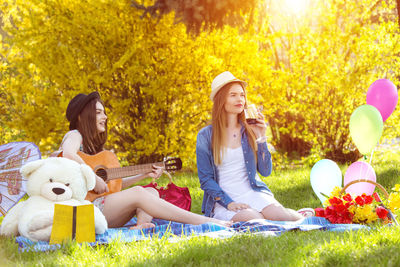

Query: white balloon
[310,159,342,204]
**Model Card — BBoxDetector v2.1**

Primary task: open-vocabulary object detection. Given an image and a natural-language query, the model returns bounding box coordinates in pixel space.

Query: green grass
[1,148,400,266]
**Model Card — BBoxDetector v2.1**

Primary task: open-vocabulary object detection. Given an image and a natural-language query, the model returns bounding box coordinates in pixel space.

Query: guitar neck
[105,162,164,181]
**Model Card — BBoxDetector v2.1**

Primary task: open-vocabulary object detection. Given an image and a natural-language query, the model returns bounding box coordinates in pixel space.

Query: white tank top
[217,146,253,198]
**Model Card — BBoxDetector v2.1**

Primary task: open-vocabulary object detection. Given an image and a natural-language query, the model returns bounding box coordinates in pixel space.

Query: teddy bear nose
[52,188,65,195]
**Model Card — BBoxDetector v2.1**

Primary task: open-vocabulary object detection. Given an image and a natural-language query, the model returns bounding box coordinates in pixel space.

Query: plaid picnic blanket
[15,217,367,252]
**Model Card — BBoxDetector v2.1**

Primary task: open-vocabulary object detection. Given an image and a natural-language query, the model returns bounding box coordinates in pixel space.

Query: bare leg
[131,187,159,229]
[102,186,231,228]
[261,203,303,221]
[231,208,264,222]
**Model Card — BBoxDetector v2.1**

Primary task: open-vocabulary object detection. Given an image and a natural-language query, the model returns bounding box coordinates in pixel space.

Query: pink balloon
[344,162,376,195]
[366,79,398,121]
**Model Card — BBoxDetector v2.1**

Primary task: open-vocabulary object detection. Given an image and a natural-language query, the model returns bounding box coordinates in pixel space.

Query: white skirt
[212,190,280,221]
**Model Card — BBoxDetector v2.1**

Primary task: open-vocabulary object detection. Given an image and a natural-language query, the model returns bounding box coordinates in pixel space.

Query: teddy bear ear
[20,159,45,178]
[80,164,96,191]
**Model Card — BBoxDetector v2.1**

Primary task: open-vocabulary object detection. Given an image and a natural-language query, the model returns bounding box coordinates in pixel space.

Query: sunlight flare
[284,0,309,14]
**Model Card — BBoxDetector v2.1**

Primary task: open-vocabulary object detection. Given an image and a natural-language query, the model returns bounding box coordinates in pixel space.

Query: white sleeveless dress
[212,146,280,221]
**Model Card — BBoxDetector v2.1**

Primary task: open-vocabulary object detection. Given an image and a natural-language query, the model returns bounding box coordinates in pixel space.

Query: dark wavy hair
[76,98,108,154]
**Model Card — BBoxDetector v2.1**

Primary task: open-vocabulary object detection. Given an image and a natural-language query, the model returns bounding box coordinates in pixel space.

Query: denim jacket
[196,124,273,217]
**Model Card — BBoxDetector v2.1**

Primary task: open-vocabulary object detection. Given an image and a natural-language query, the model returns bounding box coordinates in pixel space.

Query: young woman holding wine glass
[196,71,315,222]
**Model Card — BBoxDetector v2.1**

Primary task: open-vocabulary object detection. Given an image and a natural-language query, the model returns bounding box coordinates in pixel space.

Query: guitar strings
[106,162,165,179]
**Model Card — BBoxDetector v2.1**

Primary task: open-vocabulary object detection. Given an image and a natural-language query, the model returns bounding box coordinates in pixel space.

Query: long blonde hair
[211,82,257,165]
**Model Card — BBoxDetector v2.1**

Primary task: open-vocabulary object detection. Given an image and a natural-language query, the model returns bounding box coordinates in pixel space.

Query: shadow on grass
[272,181,321,209]
[377,167,400,191]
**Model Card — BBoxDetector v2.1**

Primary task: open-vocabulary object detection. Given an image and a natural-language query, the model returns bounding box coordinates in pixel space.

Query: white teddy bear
[0,157,108,242]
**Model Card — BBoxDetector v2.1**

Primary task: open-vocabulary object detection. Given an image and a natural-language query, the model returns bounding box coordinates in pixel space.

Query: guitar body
[77,151,123,202]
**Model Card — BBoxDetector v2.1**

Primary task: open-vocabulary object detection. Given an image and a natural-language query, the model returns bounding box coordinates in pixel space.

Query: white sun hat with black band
[210,71,247,101]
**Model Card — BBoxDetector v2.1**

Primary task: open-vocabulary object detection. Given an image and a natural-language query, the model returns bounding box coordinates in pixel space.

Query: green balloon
[349,105,383,155]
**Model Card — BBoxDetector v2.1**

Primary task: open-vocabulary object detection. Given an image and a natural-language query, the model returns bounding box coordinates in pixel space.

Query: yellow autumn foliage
[1,0,399,169]
[263,0,400,165]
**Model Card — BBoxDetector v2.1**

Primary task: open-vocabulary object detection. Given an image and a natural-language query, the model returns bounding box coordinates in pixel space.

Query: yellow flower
[349,205,356,214]
[388,193,400,211]
[323,186,343,206]
[392,184,400,192]
[331,186,343,197]
[352,205,378,224]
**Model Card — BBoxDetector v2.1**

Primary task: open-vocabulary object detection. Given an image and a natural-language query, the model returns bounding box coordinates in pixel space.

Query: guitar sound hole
[96,169,107,181]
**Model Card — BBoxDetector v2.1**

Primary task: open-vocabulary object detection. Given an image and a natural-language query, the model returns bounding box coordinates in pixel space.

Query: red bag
[142,171,191,211]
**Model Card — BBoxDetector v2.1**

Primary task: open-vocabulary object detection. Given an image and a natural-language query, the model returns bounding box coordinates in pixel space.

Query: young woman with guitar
[60,91,231,229]
[196,71,315,222]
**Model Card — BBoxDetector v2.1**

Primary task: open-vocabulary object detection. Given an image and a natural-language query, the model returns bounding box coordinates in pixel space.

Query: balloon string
[357,150,374,183]
[369,148,375,165]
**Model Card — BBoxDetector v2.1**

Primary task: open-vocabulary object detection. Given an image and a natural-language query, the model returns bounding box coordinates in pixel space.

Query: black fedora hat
[66,91,100,130]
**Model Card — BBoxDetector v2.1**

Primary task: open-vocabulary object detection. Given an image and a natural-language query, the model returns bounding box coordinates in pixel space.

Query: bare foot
[129,222,156,230]
[297,208,315,218]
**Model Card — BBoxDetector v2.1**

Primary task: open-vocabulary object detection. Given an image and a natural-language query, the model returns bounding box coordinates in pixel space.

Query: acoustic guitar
[56,151,182,202]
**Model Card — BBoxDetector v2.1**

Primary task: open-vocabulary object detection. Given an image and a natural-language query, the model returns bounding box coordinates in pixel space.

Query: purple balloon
[344,162,376,195]
[366,79,398,121]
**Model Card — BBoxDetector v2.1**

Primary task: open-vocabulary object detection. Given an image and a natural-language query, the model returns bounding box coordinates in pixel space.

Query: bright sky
[284,0,309,14]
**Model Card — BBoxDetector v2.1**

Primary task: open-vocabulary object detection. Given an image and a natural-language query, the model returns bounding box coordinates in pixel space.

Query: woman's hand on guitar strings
[147,165,164,179]
[93,175,109,194]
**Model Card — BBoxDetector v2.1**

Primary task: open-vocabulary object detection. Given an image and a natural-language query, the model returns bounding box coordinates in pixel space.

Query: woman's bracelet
[256,136,267,144]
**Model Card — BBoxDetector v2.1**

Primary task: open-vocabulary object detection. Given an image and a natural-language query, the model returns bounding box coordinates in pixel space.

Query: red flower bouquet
[315,186,395,224]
